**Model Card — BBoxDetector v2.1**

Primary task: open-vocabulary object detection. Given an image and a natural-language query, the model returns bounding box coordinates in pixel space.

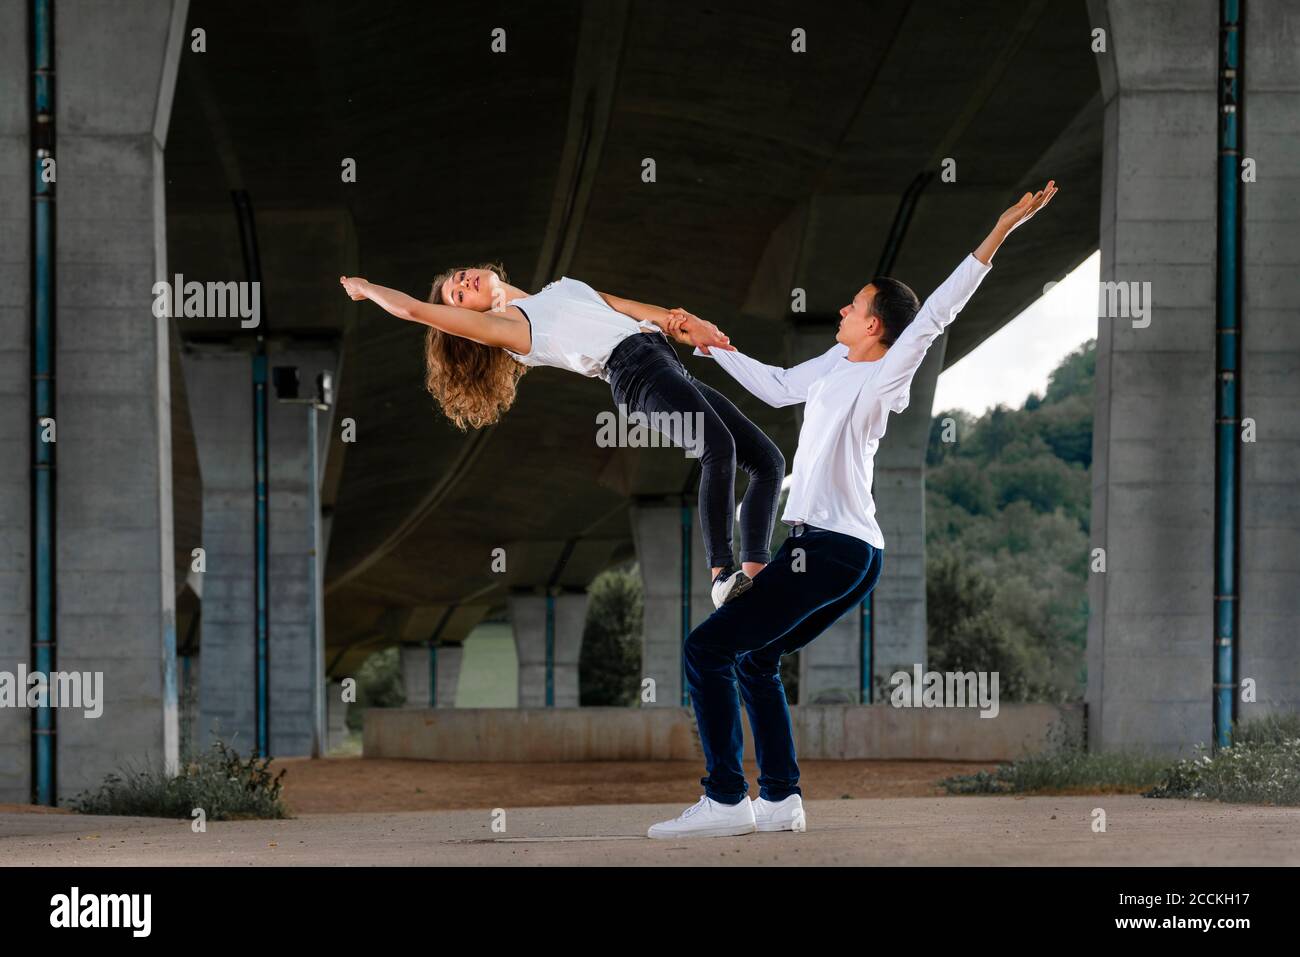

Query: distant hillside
[924,340,1095,701]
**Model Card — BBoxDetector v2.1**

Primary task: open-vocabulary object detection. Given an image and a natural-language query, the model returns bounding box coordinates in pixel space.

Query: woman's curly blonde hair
[423,262,527,430]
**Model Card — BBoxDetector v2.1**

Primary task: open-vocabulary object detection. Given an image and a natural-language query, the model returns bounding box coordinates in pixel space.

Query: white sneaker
[647,795,757,839]
[711,568,753,609]
[751,794,806,832]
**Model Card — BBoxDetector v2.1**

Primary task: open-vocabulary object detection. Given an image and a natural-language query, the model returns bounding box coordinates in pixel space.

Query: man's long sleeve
[876,253,992,413]
[693,342,847,408]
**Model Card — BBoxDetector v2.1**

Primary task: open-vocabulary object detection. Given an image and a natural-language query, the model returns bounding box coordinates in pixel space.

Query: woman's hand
[666,307,735,354]
[340,276,370,301]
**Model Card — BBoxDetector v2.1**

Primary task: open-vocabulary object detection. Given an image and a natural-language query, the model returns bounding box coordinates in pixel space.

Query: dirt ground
[268,756,1000,815]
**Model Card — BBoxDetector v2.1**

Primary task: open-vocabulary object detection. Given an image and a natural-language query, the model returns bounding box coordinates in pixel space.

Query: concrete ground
[2,796,1297,866]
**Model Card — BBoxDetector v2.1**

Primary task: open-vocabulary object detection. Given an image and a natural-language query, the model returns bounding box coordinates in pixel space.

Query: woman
[338,265,784,606]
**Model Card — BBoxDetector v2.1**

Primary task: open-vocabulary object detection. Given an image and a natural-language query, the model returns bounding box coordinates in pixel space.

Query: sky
[932,250,1100,416]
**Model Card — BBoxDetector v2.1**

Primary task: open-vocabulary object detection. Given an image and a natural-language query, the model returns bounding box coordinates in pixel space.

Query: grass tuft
[941,714,1300,805]
[70,736,287,819]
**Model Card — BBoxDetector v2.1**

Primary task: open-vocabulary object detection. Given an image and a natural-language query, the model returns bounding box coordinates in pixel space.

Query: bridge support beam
[0,0,190,803]
[432,643,464,708]
[398,644,430,707]
[1086,0,1219,759]
[0,0,34,804]
[872,335,944,689]
[1236,0,1300,730]
[399,641,464,708]
[325,678,347,753]
[630,504,714,707]
[1087,0,1300,753]
[508,591,589,707]
[182,344,338,756]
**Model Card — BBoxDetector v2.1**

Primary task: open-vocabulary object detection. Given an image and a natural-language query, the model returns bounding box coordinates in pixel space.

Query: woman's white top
[504,277,660,380]
[695,253,992,548]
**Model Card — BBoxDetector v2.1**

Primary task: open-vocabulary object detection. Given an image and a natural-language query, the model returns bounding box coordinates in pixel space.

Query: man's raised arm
[876,180,1058,412]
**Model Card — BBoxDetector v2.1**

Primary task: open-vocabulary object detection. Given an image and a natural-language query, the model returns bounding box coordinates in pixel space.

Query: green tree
[579,566,644,705]
[924,339,1095,701]
[347,645,405,731]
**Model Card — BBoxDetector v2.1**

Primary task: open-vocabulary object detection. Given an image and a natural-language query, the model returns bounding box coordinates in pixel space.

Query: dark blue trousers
[683,524,883,804]
[606,333,785,570]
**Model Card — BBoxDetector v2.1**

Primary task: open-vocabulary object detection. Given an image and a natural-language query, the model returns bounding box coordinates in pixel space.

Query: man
[648,182,1058,838]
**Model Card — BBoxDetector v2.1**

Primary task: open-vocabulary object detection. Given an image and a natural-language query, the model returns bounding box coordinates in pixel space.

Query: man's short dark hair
[869,277,920,346]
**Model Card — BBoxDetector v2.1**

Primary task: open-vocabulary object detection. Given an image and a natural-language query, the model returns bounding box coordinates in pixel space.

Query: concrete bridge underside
[1,0,1295,802]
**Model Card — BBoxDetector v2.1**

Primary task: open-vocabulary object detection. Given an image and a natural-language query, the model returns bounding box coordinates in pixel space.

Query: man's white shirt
[695,253,992,548]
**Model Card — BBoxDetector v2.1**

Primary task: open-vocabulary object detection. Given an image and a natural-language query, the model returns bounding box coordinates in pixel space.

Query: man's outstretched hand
[666,307,735,354]
[997,180,1057,235]
[975,180,1058,265]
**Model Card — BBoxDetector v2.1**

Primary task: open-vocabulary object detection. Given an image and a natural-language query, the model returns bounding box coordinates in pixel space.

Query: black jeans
[606,333,784,568]
[684,524,884,804]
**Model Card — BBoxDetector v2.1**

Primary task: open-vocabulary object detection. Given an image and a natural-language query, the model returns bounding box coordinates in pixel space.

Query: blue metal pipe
[253,353,269,754]
[1214,0,1243,751]
[233,190,270,756]
[427,603,456,708]
[859,595,873,704]
[428,643,438,708]
[544,591,555,707]
[29,0,56,806]
[680,502,692,706]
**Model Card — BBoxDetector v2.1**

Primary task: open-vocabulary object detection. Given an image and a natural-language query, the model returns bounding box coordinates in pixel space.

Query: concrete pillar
[1239,0,1300,722]
[434,642,464,708]
[629,504,714,707]
[780,332,863,696]
[182,343,338,757]
[0,0,33,804]
[45,0,189,802]
[178,652,199,758]
[1086,0,1219,754]
[508,591,589,707]
[325,679,348,753]
[786,331,860,703]
[399,643,429,707]
[871,335,944,683]
[180,351,250,749]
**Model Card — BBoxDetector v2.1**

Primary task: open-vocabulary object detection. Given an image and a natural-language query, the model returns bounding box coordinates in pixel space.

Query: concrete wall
[0,0,32,804]
[364,703,1083,763]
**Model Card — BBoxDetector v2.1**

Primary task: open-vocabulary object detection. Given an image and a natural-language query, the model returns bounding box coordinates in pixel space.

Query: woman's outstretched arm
[340,276,530,352]
[598,291,734,352]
